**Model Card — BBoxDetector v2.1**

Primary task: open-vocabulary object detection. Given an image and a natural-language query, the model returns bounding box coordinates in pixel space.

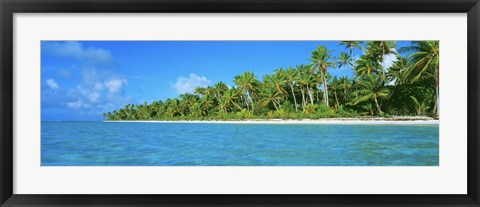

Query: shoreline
[106,117,439,125]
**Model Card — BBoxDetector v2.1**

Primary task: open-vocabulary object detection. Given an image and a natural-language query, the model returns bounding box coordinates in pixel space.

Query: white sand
[107,118,439,125]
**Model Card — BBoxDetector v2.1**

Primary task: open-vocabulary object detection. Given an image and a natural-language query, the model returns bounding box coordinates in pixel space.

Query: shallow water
[41,121,439,166]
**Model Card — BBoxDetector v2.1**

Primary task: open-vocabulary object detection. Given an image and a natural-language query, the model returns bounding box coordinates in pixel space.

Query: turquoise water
[41,122,439,166]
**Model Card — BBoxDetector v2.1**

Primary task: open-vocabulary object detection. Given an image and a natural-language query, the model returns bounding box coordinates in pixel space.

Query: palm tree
[170,98,184,116]
[161,99,172,117]
[233,71,258,110]
[214,82,228,103]
[264,73,287,105]
[204,86,216,97]
[339,41,364,79]
[400,41,439,117]
[410,95,430,116]
[337,52,352,78]
[387,55,410,85]
[336,52,353,102]
[119,108,127,120]
[339,76,352,105]
[296,65,316,106]
[222,88,243,111]
[309,45,335,107]
[217,100,229,114]
[111,110,118,120]
[355,55,381,77]
[200,95,215,113]
[148,101,161,118]
[164,107,175,118]
[137,102,151,120]
[179,93,199,115]
[191,102,206,117]
[194,87,206,96]
[260,87,283,110]
[294,65,306,106]
[283,67,299,111]
[314,70,323,103]
[330,77,341,109]
[350,75,389,114]
[369,41,397,79]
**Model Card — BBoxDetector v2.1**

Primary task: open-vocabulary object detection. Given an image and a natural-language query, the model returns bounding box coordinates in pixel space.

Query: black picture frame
[1,0,479,206]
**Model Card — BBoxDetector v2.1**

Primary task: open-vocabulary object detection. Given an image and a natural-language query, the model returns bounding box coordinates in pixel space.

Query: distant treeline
[104,41,439,120]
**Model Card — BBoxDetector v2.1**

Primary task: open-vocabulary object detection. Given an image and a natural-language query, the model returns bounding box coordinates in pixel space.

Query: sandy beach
[107,117,439,125]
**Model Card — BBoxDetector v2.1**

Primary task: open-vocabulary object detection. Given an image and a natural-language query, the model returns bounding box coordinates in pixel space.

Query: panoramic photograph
[41,40,439,166]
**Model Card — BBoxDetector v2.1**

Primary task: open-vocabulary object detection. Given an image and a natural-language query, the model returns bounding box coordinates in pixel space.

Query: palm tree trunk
[243,92,250,110]
[275,99,282,109]
[233,102,242,111]
[300,88,306,107]
[216,92,222,103]
[350,46,354,67]
[334,90,339,109]
[271,99,279,110]
[374,94,383,114]
[290,85,298,112]
[351,47,358,98]
[382,44,385,79]
[241,95,249,110]
[323,75,329,107]
[307,87,314,105]
[246,90,254,109]
[321,74,327,104]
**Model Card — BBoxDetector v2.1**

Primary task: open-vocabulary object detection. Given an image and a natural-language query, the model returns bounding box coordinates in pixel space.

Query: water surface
[41,122,439,166]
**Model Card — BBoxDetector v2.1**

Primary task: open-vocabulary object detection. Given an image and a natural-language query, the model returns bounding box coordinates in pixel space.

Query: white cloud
[66,99,90,109]
[383,53,397,70]
[94,82,103,91]
[383,48,398,70]
[46,79,59,90]
[42,42,133,117]
[172,73,211,94]
[88,92,101,102]
[104,78,127,94]
[43,41,112,65]
[68,77,127,105]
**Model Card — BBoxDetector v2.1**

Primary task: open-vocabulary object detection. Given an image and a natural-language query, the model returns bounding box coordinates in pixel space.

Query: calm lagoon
[41,121,439,166]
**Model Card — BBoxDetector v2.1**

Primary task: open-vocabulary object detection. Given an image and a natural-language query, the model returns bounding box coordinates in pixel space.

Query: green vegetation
[104,41,439,121]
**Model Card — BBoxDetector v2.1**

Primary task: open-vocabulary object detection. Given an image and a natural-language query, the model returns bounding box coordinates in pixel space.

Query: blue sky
[41,41,410,121]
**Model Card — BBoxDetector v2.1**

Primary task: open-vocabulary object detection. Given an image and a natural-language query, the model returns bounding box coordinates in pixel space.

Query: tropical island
[103,41,439,122]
